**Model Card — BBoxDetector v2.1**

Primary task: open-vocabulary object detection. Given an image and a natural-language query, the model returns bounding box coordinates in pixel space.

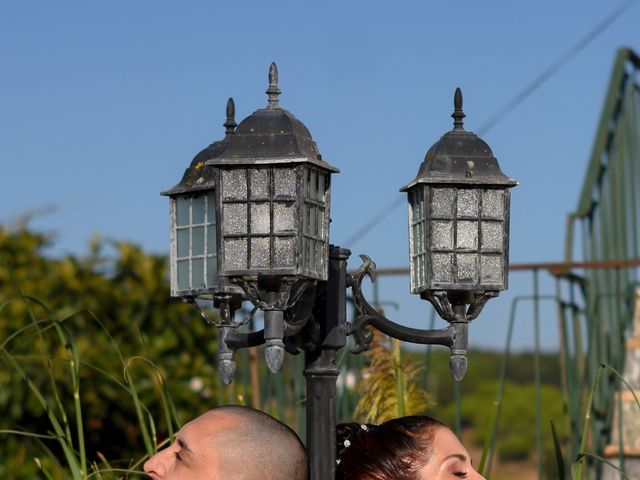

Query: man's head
[144,405,308,480]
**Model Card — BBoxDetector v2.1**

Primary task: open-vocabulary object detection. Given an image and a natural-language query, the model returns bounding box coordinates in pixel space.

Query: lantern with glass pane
[402,88,517,317]
[162,97,244,316]
[207,63,339,372]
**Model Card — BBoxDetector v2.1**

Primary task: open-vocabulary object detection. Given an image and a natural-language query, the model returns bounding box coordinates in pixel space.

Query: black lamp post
[162,65,517,480]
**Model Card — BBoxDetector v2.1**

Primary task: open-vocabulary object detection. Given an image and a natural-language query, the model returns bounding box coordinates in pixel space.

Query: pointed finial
[450,353,468,382]
[266,62,281,109]
[224,97,237,135]
[452,87,465,131]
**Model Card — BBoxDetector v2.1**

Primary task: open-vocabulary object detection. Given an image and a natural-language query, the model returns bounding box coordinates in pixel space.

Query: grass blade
[477,399,500,477]
[550,420,567,479]
[576,452,630,479]
[574,363,604,480]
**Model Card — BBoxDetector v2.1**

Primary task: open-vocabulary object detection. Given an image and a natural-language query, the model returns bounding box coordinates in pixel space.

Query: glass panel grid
[173,193,217,293]
[425,187,505,287]
[409,188,427,290]
[302,166,329,276]
[221,167,301,272]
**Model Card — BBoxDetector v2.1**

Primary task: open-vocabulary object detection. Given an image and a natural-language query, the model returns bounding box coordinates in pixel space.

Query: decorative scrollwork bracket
[346,254,499,381]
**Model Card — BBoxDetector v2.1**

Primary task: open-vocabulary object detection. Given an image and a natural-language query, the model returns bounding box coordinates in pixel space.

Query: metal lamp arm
[347,314,453,353]
[347,253,474,380]
[225,329,265,349]
[347,254,455,349]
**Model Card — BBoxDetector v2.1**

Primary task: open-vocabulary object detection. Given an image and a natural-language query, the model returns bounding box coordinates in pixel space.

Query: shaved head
[144,405,308,480]
[207,406,308,480]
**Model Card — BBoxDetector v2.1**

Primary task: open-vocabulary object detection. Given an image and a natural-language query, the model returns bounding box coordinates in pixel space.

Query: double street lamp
[162,63,516,479]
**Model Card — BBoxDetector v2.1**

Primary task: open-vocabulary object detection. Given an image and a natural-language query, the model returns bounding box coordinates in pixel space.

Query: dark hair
[336,416,445,480]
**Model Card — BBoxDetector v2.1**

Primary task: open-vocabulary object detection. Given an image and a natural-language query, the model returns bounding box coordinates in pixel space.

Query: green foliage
[0,223,225,478]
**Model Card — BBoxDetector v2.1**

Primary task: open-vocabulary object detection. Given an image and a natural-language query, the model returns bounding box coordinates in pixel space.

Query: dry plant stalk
[354,329,433,424]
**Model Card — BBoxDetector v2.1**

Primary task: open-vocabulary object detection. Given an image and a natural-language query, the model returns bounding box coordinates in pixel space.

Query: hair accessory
[360,424,368,431]
[343,439,351,448]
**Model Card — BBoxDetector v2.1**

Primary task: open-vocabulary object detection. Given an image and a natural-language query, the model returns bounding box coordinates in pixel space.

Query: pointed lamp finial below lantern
[266,62,282,109]
[224,97,237,135]
[452,87,465,131]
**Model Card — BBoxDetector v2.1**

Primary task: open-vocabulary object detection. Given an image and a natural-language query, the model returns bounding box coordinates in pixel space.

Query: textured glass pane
[250,237,270,268]
[432,221,453,250]
[224,238,246,270]
[456,221,478,250]
[303,203,309,235]
[481,222,503,250]
[207,225,216,253]
[274,202,295,233]
[481,255,503,284]
[411,256,418,289]
[482,190,504,219]
[192,227,205,255]
[192,196,205,224]
[318,241,326,272]
[411,224,419,255]
[317,172,326,202]
[192,259,205,288]
[206,257,217,285]
[457,190,479,217]
[176,197,190,226]
[308,169,317,200]
[307,239,314,269]
[456,254,478,283]
[177,260,189,291]
[408,196,416,224]
[315,241,322,272]
[432,253,452,283]
[410,190,424,223]
[177,229,189,258]
[309,206,317,236]
[431,188,454,218]
[207,194,216,223]
[251,203,271,234]
[223,204,247,234]
[274,237,295,267]
[301,237,308,269]
[317,207,324,239]
[274,168,296,197]
[251,169,270,199]
[222,169,247,200]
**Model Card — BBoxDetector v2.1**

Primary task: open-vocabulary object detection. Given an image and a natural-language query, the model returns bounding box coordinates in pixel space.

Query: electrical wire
[476,0,636,136]
[343,0,637,246]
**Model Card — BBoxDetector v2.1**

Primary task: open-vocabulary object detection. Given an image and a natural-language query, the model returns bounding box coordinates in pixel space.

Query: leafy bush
[0,224,225,478]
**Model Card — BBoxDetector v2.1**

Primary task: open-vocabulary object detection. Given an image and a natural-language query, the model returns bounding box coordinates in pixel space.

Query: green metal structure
[562,47,640,478]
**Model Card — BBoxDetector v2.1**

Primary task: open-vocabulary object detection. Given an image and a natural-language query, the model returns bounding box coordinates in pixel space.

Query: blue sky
[1,1,638,350]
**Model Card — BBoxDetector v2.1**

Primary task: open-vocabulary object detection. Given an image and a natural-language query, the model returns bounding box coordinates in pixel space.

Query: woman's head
[336,416,484,480]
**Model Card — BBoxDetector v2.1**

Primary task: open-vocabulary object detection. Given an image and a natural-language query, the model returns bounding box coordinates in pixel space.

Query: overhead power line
[477,0,636,136]
[343,196,405,246]
[344,0,636,246]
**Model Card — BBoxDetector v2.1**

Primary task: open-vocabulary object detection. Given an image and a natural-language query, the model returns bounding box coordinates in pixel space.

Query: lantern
[401,88,517,299]
[207,63,339,372]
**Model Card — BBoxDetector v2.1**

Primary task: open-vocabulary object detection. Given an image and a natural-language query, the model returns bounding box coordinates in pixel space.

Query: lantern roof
[401,88,517,191]
[162,98,238,196]
[209,63,339,173]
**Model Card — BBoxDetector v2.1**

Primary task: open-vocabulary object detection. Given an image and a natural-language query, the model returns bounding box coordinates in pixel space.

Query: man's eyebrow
[177,438,195,459]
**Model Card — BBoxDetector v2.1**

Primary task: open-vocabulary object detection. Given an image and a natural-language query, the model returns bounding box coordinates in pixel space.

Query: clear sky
[1,1,638,350]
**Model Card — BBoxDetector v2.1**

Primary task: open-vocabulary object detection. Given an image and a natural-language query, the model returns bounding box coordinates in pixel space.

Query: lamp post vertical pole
[304,245,349,480]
